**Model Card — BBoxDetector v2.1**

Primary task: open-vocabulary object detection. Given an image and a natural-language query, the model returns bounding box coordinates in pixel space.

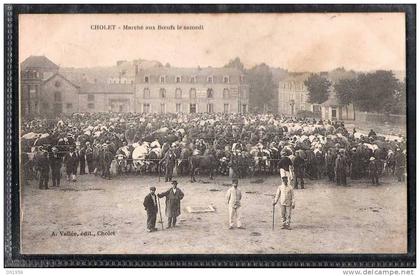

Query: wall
[41,75,79,115]
[354,111,406,125]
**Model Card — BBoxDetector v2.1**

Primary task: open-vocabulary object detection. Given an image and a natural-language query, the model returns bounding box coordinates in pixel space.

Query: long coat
[158,188,184,218]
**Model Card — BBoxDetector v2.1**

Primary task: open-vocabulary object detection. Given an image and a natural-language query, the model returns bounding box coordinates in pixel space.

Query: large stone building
[135,67,248,113]
[20,56,249,116]
[278,73,318,116]
[20,56,60,116]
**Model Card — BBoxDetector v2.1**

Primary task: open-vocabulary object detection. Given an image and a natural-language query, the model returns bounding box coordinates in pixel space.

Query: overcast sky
[19,13,405,72]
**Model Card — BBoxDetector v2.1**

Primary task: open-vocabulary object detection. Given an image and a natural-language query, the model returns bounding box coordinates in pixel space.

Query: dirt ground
[20,172,407,254]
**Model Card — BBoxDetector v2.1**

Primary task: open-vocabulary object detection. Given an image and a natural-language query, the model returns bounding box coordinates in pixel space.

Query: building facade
[20,56,249,116]
[278,73,318,116]
[135,67,249,113]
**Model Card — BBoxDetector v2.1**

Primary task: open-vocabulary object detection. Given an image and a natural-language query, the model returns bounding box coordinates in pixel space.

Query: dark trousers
[51,168,61,187]
[336,171,347,186]
[294,174,304,189]
[39,170,49,189]
[102,163,111,179]
[165,165,174,182]
[87,159,94,173]
[147,211,157,230]
[371,173,379,185]
[168,216,177,227]
[79,160,86,174]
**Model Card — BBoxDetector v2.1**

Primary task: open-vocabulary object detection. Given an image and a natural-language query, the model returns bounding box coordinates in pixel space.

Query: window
[143,103,151,113]
[240,75,245,83]
[54,91,61,102]
[207,103,214,113]
[175,88,182,99]
[143,88,150,99]
[159,88,166,98]
[207,88,214,98]
[207,76,213,83]
[176,76,181,83]
[53,103,62,114]
[160,76,165,83]
[66,103,73,109]
[144,76,149,83]
[55,81,61,88]
[29,85,36,94]
[190,76,197,83]
[88,94,95,101]
[223,88,230,99]
[223,76,230,84]
[176,103,182,113]
[189,88,196,99]
[160,103,166,113]
[224,104,229,113]
[242,104,247,113]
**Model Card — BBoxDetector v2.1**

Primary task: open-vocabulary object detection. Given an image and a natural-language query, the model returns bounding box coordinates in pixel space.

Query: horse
[177,147,191,176]
[189,150,218,182]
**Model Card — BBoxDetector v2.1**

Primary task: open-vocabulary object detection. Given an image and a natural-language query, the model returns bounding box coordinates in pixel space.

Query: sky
[19,13,406,72]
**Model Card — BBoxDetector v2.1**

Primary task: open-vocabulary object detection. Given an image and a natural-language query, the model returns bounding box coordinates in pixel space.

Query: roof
[279,72,311,83]
[136,66,243,77]
[21,56,59,70]
[42,73,80,89]
[80,83,135,94]
[321,95,340,107]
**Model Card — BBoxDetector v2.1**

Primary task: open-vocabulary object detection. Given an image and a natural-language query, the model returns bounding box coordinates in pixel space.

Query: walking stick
[158,163,161,183]
[272,202,275,230]
[157,197,164,230]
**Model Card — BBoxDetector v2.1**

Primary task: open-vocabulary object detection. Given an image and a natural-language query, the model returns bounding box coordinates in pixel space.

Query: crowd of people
[21,112,407,190]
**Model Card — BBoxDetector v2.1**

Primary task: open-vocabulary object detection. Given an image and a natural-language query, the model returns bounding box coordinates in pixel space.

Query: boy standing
[273,176,295,229]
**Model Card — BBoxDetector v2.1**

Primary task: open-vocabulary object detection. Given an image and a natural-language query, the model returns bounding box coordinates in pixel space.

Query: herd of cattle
[21,112,407,183]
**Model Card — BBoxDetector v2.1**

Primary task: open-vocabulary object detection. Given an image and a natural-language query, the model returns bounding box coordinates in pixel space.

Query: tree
[246,63,277,113]
[224,57,245,71]
[304,74,331,104]
[353,70,399,113]
[334,78,358,105]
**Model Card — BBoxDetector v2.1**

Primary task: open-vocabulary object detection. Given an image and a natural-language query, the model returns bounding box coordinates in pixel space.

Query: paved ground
[21,173,407,254]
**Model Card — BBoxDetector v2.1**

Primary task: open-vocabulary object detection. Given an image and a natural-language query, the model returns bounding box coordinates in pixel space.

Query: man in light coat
[273,176,295,229]
[226,179,244,229]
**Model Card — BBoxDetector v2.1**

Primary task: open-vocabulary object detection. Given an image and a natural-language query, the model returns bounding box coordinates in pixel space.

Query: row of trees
[304,70,406,114]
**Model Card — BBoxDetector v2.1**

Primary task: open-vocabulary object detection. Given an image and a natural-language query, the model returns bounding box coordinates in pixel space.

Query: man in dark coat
[394,149,406,182]
[49,146,62,187]
[293,152,305,189]
[160,148,176,182]
[36,147,50,189]
[143,186,159,232]
[368,157,380,185]
[335,152,347,186]
[102,144,113,180]
[64,146,78,182]
[158,180,184,228]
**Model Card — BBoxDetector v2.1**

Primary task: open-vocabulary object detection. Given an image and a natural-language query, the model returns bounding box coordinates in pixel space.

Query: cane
[158,163,161,183]
[157,197,164,230]
[272,200,275,230]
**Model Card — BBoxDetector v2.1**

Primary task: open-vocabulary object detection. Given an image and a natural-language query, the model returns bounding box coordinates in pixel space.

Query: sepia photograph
[4,4,415,267]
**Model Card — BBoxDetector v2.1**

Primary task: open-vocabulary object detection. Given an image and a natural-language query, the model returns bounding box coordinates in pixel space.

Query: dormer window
[207,76,213,83]
[176,76,181,83]
[144,76,149,83]
[160,76,166,83]
[190,76,197,83]
[223,76,230,84]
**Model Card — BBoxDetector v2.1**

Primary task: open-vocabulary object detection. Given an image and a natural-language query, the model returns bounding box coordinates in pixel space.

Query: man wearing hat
[35,146,50,189]
[273,175,295,229]
[368,157,380,185]
[159,147,177,182]
[334,151,347,186]
[49,146,62,187]
[226,178,243,229]
[143,186,159,232]
[158,180,184,228]
[64,145,78,182]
